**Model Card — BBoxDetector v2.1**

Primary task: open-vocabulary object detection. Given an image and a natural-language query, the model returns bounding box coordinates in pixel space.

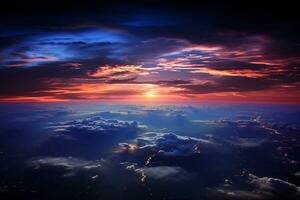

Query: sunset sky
[1,2,300,199]
[0,1,299,103]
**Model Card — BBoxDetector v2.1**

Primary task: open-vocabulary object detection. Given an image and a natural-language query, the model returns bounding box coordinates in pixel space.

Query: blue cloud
[1,28,131,67]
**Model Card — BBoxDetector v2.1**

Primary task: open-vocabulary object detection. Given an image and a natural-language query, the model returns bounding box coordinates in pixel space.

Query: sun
[146,91,156,98]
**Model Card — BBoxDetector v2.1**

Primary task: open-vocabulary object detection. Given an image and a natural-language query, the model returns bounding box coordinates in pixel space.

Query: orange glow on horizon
[0,82,299,104]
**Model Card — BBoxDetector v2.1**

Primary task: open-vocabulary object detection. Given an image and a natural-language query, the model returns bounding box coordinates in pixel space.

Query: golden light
[146,91,156,98]
[113,143,138,153]
[128,144,138,152]
[139,170,147,183]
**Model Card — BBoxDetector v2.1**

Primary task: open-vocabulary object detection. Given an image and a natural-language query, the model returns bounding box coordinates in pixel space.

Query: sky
[0,1,299,103]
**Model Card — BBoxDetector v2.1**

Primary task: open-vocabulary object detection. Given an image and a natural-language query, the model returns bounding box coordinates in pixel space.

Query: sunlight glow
[146,91,156,98]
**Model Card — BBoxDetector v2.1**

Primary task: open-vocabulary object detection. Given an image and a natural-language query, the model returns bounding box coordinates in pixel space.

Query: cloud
[52,116,141,133]
[295,172,300,178]
[27,156,105,178]
[248,174,300,197]
[0,28,130,67]
[28,156,102,170]
[0,3,299,102]
[226,137,266,148]
[0,33,299,102]
[217,117,283,135]
[208,174,300,199]
[191,67,267,78]
[88,65,153,80]
[208,187,265,200]
[40,117,143,158]
[118,132,213,156]
[135,166,190,182]
[115,131,218,184]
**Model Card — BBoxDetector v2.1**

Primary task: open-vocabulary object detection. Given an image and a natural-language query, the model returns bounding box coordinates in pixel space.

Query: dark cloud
[177,77,273,94]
